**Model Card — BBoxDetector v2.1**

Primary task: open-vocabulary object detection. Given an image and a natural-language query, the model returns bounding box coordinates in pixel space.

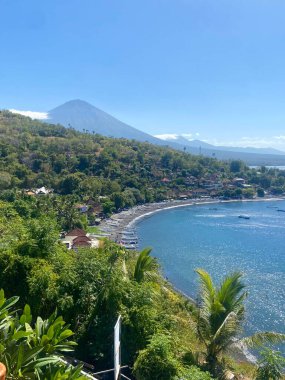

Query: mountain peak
[48,100,165,145]
[53,99,95,110]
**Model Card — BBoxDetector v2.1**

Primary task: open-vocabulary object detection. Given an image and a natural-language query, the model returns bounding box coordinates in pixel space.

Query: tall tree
[195,269,285,377]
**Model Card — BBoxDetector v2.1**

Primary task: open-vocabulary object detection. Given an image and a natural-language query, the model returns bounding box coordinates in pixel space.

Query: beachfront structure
[191,189,209,197]
[232,178,246,186]
[201,181,223,190]
[61,228,99,250]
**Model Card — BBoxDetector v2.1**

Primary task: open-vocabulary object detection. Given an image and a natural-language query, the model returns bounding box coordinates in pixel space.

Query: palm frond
[212,311,243,353]
[242,332,285,348]
[196,268,216,310]
[217,272,246,312]
[134,247,156,283]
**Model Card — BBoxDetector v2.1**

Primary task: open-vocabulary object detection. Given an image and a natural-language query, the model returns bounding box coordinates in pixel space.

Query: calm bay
[137,200,285,338]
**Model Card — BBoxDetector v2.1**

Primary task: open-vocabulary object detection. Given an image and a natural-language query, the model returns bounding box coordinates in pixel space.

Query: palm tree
[195,269,285,377]
[134,248,156,283]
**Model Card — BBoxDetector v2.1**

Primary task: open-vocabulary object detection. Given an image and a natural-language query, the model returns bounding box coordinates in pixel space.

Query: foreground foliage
[256,348,285,380]
[0,289,84,379]
[133,333,213,380]
[0,192,284,378]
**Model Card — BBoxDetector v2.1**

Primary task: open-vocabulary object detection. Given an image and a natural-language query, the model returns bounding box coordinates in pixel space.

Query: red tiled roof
[72,236,92,248]
[66,228,87,237]
[72,236,91,243]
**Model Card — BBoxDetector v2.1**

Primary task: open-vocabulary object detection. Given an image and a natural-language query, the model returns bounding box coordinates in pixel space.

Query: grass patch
[87,225,101,234]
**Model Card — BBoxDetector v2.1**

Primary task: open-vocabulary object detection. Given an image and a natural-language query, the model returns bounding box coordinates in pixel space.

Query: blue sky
[1,0,285,149]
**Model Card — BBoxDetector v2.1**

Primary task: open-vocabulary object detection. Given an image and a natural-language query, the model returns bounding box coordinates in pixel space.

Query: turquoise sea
[137,200,285,338]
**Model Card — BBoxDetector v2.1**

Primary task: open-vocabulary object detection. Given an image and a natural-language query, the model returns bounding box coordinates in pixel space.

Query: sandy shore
[99,198,215,241]
[99,196,285,242]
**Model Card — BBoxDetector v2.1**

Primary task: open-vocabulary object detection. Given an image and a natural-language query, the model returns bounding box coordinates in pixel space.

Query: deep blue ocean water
[137,200,285,337]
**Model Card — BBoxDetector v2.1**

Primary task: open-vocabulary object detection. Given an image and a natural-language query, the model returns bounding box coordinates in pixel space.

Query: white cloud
[154,134,179,140]
[9,109,48,120]
[274,135,285,141]
[155,132,201,141]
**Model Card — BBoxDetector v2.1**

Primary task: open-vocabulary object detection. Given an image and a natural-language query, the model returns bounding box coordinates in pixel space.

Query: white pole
[114,315,121,380]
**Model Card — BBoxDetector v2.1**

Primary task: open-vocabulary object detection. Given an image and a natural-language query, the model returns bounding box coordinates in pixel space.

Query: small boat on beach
[238,215,250,220]
[121,237,138,244]
[121,243,137,250]
[122,230,137,235]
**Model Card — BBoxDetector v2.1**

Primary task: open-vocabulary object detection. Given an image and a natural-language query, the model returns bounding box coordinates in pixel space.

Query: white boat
[122,230,136,235]
[121,238,138,245]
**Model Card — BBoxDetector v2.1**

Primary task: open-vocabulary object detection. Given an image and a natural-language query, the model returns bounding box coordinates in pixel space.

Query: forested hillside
[0,110,227,202]
[1,110,284,211]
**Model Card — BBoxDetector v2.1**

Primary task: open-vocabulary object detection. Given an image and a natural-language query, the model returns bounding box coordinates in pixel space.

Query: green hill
[0,110,229,204]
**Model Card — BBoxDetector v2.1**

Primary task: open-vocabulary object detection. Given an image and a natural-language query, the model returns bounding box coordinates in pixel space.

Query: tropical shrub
[133,333,180,380]
[255,348,285,380]
[0,289,84,379]
[176,366,214,379]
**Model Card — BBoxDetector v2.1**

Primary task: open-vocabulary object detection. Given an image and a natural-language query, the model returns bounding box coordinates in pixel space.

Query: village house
[185,176,198,186]
[61,228,99,250]
[232,178,246,187]
[25,186,53,196]
[191,188,210,197]
[201,180,223,190]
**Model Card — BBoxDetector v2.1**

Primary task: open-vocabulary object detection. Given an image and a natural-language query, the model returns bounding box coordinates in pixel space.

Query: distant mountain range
[156,134,285,156]
[46,99,285,166]
[8,99,285,166]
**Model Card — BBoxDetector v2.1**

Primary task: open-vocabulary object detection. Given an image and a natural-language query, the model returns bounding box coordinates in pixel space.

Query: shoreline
[99,195,285,365]
[99,196,285,242]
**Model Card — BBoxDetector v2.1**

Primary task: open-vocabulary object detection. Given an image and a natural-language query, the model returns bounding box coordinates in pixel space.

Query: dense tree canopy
[1,111,284,215]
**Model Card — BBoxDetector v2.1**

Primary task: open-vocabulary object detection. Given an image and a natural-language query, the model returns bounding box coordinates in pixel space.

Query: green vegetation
[0,111,284,221]
[195,270,285,378]
[0,195,284,379]
[133,333,213,380]
[86,225,101,234]
[133,248,157,283]
[0,111,284,379]
[0,289,85,379]
[195,270,247,376]
[256,348,285,380]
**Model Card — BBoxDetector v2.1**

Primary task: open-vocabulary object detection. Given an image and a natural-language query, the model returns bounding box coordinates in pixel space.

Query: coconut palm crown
[195,269,285,377]
[196,269,247,363]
